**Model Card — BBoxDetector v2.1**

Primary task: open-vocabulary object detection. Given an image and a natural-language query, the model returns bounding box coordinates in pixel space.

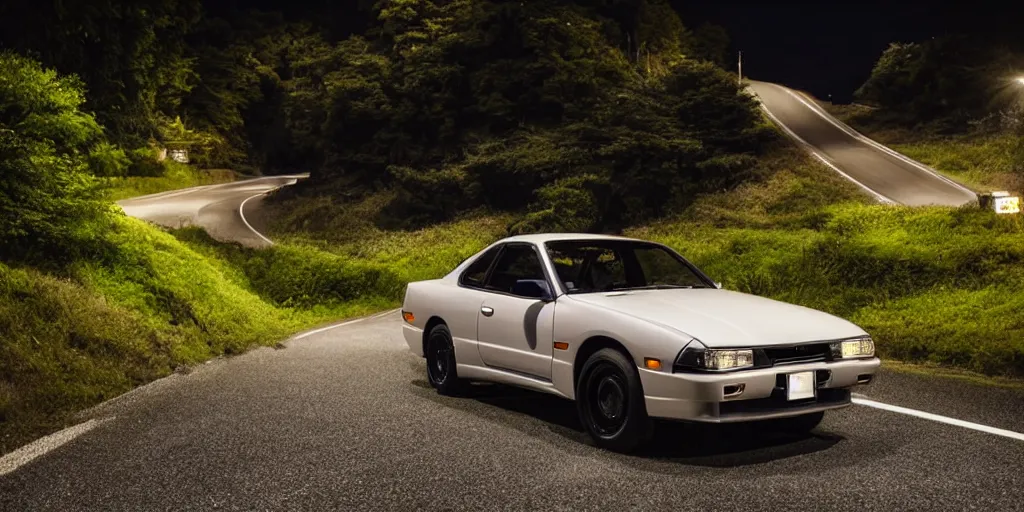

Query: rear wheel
[576,348,652,452]
[425,324,465,396]
[767,411,824,434]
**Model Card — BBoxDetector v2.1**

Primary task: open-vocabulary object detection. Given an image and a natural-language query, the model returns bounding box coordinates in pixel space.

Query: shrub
[0,52,113,262]
[126,147,169,177]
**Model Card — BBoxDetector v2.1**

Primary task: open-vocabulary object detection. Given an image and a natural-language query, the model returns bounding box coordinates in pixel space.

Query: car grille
[761,343,833,366]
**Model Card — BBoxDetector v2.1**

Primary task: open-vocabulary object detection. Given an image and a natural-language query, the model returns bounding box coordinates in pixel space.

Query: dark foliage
[856,36,1024,132]
[293,0,770,231]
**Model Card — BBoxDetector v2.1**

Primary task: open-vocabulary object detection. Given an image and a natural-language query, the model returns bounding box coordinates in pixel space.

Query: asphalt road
[116,175,306,248]
[1,312,1022,511]
[749,81,979,206]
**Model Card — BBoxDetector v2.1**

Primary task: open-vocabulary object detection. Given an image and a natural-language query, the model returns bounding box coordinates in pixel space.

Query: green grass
[0,216,393,453]
[102,163,238,201]
[823,103,1023,193]
[265,190,516,284]
[888,135,1022,193]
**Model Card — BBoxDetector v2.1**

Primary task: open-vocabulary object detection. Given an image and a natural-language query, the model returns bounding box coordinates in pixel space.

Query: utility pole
[738,50,743,84]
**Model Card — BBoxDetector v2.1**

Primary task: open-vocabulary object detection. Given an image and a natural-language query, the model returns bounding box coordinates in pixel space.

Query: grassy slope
[102,163,238,201]
[824,103,1023,193]
[0,215,398,452]
[265,191,516,284]
[2,176,510,453]
[627,149,1024,378]
[271,145,1024,379]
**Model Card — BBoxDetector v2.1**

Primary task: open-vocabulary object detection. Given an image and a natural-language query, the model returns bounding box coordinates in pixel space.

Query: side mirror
[513,279,553,301]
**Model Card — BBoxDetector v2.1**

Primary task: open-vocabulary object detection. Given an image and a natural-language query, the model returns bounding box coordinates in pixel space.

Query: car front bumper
[639,357,880,422]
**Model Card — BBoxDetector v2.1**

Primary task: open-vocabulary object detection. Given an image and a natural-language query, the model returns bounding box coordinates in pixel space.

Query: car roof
[498,233,644,245]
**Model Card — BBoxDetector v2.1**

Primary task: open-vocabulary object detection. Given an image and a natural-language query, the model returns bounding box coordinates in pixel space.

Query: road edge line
[852,396,1024,442]
[0,417,113,476]
[291,318,367,341]
[238,192,275,246]
[783,88,977,198]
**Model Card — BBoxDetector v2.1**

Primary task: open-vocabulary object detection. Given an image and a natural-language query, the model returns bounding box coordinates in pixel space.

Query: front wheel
[425,324,465,396]
[576,348,652,453]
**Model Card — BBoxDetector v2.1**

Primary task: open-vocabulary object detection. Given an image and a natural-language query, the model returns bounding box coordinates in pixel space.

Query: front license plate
[787,371,815,401]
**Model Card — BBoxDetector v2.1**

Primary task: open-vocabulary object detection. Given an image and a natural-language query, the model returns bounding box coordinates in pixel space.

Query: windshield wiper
[609,284,706,291]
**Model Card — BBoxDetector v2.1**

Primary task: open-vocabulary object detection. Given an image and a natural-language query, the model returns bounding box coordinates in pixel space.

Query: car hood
[568,288,866,347]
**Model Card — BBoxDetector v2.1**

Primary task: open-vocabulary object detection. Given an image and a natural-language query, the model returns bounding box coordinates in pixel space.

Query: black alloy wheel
[576,348,652,452]
[426,324,465,395]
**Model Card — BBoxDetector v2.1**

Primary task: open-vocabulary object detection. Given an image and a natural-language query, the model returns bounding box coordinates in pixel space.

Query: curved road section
[117,175,307,247]
[750,81,978,206]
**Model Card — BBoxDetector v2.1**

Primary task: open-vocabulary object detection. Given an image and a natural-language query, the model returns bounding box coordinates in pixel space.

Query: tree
[0,0,202,145]
[856,36,1019,130]
[689,23,730,68]
[0,53,120,261]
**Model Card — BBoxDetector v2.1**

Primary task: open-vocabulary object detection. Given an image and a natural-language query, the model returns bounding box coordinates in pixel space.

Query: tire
[768,411,825,434]
[425,324,466,396]
[575,348,652,453]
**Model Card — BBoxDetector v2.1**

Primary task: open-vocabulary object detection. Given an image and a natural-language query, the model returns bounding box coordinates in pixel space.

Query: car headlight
[674,341,755,371]
[831,337,875,359]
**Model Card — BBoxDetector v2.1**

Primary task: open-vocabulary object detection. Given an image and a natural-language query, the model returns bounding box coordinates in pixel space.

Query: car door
[444,244,505,354]
[476,243,556,380]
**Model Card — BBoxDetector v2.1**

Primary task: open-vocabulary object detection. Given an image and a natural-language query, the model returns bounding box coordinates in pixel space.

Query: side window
[547,243,627,293]
[485,245,548,297]
[460,245,502,288]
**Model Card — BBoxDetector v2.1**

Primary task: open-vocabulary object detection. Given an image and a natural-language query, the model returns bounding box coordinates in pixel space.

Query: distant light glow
[1017,77,1024,85]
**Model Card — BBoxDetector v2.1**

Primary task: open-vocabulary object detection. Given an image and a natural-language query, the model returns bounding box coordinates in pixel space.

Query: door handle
[480,306,494,317]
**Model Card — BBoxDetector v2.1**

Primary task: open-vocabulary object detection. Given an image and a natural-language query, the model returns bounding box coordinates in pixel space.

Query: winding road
[116,174,307,248]
[2,89,1023,510]
[749,80,979,206]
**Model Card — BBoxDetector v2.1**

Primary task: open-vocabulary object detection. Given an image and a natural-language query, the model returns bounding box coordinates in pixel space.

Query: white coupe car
[401,234,880,452]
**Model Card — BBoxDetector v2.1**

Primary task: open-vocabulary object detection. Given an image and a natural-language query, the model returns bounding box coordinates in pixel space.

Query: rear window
[459,245,501,288]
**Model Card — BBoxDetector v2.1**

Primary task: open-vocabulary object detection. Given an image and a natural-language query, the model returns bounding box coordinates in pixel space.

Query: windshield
[544,240,712,294]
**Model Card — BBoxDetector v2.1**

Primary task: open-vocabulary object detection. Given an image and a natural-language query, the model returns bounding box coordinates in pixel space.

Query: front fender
[550,295,692,399]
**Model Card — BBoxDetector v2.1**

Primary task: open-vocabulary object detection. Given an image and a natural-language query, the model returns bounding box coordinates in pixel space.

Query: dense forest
[856,35,1024,132]
[0,0,770,258]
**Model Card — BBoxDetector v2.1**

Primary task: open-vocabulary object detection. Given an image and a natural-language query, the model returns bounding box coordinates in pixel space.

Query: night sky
[217,1,1022,104]
[676,1,1022,102]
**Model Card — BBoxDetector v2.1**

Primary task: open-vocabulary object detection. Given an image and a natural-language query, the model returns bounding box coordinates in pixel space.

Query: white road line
[757,103,896,204]
[238,192,275,246]
[0,418,112,476]
[781,86,976,197]
[290,309,399,341]
[852,396,1024,442]
[371,308,400,320]
[236,175,311,246]
[291,318,367,340]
